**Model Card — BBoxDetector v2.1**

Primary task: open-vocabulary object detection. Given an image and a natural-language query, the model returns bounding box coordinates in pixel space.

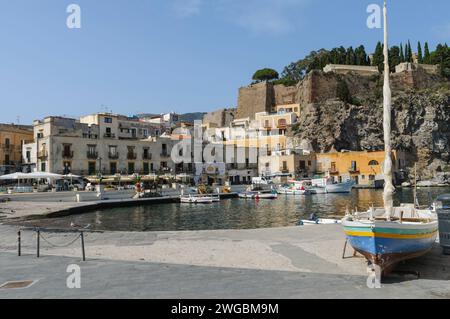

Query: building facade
[24,114,178,176]
[316,150,407,186]
[0,124,34,175]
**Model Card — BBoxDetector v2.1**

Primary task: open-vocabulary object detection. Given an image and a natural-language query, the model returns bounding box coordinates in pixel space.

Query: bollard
[80,232,86,262]
[17,230,21,257]
[36,230,40,258]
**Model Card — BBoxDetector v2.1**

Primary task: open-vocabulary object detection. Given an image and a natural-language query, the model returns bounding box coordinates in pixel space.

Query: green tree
[400,43,405,62]
[417,42,423,63]
[389,46,401,73]
[355,45,368,65]
[407,41,413,62]
[424,42,431,64]
[252,68,279,83]
[372,42,384,72]
[345,47,356,65]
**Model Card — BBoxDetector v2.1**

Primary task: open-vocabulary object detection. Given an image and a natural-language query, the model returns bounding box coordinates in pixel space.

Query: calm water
[25,188,450,232]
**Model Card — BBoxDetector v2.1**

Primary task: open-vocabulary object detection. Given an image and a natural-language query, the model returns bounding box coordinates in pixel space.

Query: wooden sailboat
[342,1,438,274]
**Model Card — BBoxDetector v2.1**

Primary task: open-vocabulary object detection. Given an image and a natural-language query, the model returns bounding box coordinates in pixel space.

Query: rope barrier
[39,233,82,248]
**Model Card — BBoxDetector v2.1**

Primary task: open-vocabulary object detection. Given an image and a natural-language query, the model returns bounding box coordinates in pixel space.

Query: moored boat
[238,190,278,200]
[180,194,220,204]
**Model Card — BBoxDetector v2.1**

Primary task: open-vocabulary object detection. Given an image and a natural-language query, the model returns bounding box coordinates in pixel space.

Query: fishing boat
[342,1,438,275]
[277,181,310,195]
[311,178,355,194]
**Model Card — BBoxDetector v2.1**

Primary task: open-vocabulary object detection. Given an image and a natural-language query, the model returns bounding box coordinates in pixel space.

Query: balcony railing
[62,151,74,159]
[108,152,119,159]
[103,133,116,139]
[127,152,137,160]
[329,168,339,175]
[87,151,98,159]
[143,153,152,160]
[38,150,48,159]
[160,152,170,158]
[348,167,360,174]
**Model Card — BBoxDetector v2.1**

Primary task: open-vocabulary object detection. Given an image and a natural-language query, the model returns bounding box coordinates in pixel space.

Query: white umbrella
[27,172,63,179]
[0,172,31,187]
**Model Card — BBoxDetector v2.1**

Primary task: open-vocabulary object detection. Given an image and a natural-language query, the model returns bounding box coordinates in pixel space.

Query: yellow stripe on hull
[344,230,438,240]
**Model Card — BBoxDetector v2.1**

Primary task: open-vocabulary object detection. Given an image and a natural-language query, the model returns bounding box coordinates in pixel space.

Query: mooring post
[80,232,86,262]
[17,230,21,257]
[36,230,40,258]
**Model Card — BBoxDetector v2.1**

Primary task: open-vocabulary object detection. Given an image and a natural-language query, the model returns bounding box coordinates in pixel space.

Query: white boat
[277,181,310,195]
[180,194,220,204]
[238,191,278,200]
[310,178,355,194]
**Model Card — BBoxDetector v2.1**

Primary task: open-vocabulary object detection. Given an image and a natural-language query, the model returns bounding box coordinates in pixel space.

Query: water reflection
[32,188,450,232]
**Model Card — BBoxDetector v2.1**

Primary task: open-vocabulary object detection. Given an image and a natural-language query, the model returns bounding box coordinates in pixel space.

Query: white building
[23,114,179,176]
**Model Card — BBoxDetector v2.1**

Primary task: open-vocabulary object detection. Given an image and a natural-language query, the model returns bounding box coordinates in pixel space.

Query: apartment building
[24,114,177,176]
[316,150,408,186]
[258,150,316,179]
[0,124,34,175]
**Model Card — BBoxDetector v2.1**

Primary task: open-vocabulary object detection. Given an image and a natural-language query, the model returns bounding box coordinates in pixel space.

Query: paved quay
[0,223,450,298]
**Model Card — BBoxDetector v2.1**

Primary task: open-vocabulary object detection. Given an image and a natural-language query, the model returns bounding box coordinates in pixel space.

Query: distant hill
[179,112,206,123]
[134,112,205,123]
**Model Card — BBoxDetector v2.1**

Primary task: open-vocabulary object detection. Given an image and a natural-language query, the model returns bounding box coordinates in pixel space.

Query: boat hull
[343,220,438,272]
[325,181,355,194]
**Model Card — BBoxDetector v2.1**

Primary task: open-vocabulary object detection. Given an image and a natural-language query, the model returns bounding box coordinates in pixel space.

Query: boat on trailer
[342,1,438,276]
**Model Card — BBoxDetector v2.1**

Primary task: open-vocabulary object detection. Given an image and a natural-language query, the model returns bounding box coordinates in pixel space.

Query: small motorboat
[277,182,310,196]
[180,194,220,204]
[238,191,278,200]
[300,218,342,225]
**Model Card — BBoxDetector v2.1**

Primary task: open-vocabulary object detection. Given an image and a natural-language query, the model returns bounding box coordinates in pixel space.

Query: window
[110,162,117,175]
[283,161,288,171]
[369,160,379,166]
[143,162,150,175]
[4,154,10,165]
[104,117,113,123]
[88,162,96,175]
[26,150,31,163]
[128,162,135,174]
[41,162,46,172]
[308,161,312,166]
[331,162,336,172]
[351,161,357,171]
[5,138,10,146]
[299,161,306,170]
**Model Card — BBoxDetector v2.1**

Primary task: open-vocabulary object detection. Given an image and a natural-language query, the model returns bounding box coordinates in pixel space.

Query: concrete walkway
[0,224,450,298]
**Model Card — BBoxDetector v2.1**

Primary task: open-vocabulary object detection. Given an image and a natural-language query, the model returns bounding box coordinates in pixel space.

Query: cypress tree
[372,42,384,72]
[400,43,405,62]
[408,40,413,62]
[417,42,423,63]
[424,42,431,64]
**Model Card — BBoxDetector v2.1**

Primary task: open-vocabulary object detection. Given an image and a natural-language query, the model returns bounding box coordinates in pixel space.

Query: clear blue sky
[1,0,449,124]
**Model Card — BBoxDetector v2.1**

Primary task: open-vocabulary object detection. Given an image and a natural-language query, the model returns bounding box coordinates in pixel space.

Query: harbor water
[24,187,450,232]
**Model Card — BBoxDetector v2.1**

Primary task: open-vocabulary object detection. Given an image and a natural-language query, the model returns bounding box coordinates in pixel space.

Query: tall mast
[383,0,395,219]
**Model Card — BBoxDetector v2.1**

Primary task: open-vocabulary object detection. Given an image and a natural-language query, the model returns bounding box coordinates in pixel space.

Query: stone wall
[237,82,274,120]
[203,108,236,127]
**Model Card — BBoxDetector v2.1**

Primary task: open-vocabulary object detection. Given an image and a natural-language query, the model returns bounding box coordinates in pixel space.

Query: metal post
[36,230,40,258]
[80,232,86,262]
[17,230,21,257]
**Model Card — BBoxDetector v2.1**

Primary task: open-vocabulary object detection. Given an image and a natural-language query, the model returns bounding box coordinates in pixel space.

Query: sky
[0,0,449,124]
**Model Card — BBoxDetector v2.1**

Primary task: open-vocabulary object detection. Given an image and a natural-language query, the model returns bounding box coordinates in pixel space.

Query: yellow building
[316,150,407,186]
[275,104,301,117]
[0,124,34,174]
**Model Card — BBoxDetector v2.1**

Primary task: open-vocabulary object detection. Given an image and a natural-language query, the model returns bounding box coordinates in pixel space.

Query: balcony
[127,152,137,160]
[62,151,74,159]
[108,152,119,159]
[160,152,170,158]
[87,151,98,160]
[103,133,116,139]
[143,153,152,160]
[348,167,360,174]
[329,168,339,175]
[38,150,48,159]
[1,144,14,152]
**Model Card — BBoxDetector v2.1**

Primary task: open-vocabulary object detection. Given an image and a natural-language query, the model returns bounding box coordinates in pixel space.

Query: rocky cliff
[289,70,450,179]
